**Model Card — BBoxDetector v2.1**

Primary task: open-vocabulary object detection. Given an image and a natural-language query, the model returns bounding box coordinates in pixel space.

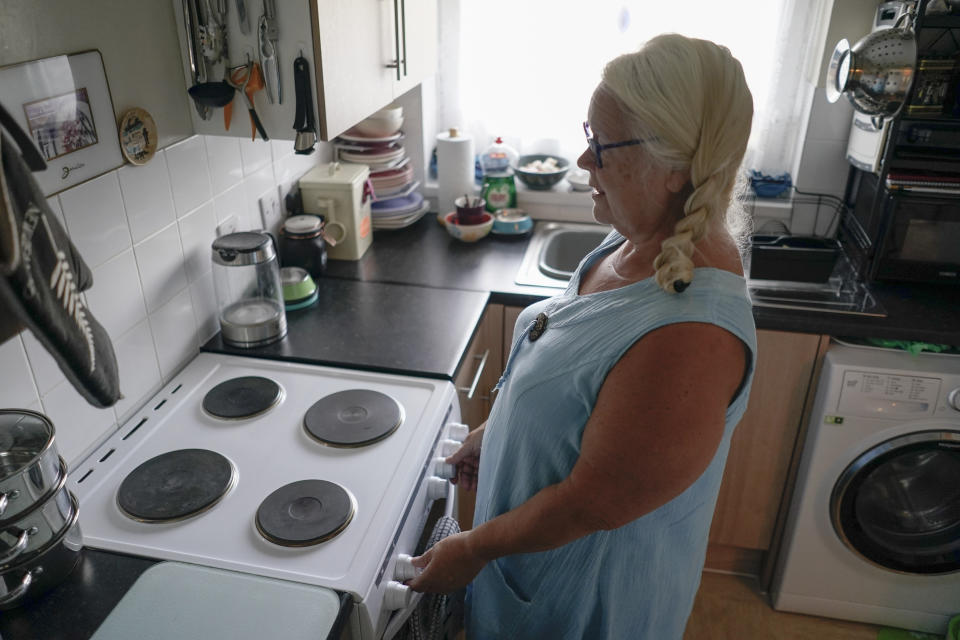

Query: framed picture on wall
[0,50,122,196]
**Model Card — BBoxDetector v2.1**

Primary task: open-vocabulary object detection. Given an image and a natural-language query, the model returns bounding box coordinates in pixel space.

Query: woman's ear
[666,170,691,194]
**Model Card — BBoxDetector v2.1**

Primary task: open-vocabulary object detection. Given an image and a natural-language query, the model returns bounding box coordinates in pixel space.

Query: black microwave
[842,171,960,285]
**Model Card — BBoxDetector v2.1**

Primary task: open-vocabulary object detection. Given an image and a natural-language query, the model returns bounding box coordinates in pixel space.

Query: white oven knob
[427,477,449,501]
[948,388,960,412]
[394,553,418,581]
[439,439,461,456]
[384,581,414,610]
[433,457,456,479]
[447,422,469,441]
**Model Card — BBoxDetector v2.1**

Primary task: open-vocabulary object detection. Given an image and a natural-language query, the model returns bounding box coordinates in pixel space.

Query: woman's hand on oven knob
[446,424,484,492]
[394,553,419,581]
[407,532,486,594]
[433,457,456,479]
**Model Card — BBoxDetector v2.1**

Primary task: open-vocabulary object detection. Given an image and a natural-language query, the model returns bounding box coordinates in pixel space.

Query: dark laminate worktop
[324,215,960,346]
[202,278,489,379]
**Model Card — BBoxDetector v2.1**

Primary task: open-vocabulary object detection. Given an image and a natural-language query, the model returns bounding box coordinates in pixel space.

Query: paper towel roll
[436,129,475,215]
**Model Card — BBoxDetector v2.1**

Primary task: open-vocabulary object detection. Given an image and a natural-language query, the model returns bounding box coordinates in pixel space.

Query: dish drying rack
[741,188,886,317]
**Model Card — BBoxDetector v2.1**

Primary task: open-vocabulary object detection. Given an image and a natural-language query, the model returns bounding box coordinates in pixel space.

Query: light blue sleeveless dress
[466,230,757,640]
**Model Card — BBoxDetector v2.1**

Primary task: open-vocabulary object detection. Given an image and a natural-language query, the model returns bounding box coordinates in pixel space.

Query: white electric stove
[69,352,465,640]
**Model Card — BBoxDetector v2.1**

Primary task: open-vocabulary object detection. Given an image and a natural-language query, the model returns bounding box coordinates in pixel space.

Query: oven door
[830,430,960,575]
[874,190,960,284]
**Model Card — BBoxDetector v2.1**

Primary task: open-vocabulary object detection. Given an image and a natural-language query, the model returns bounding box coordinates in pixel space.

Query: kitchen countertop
[201,278,489,379]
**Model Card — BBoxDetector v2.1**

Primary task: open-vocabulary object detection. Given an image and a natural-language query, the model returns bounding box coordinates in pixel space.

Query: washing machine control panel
[948,388,960,412]
[839,370,942,417]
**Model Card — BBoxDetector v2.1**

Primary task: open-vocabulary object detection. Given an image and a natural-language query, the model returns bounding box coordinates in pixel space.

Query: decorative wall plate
[118,107,158,165]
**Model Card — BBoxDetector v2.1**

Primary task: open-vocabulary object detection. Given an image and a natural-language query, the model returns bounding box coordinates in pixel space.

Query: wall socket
[259,188,283,232]
[216,215,238,236]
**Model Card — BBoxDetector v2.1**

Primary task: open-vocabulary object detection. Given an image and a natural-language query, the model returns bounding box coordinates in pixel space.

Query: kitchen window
[432,0,833,179]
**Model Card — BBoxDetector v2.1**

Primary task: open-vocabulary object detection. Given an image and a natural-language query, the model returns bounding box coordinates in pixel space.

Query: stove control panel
[447,422,469,440]
[384,581,415,610]
[394,553,418,581]
[433,457,456,479]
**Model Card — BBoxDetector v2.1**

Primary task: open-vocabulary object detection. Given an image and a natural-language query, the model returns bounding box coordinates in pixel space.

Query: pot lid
[283,215,323,234]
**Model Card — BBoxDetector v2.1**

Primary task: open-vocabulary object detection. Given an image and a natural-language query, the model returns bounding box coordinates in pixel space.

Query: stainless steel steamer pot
[0,493,82,610]
[0,459,71,567]
[0,410,63,522]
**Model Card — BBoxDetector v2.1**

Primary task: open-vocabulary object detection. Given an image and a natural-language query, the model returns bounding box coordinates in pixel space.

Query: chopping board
[90,561,348,640]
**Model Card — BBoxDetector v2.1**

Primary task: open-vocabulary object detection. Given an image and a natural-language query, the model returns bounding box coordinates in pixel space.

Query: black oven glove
[0,101,120,408]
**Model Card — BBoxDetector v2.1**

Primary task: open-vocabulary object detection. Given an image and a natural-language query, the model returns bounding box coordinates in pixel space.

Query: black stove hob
[202,376,283,420]
[303,389,403,448]
[255,479,354,547]
[117,449,236,523]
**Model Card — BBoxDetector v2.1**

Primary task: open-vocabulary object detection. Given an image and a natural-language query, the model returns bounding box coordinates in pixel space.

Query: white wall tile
[20,330,66,396]
[84,249,147,339]
[239,138,272,176]
[0,337,40,409]
[270,140,293,165]
[178,201,217,283]
[214,182,248,226]
[189,270,220,344]
[166,136,212,217]
[41,380,117,468]
[205,136,244,196]
[45,195,66,230]
[111,320,163,424]
[148,288,197,380]
[134,223,189,313]
[58,172,131,268]
[118,150,177,243]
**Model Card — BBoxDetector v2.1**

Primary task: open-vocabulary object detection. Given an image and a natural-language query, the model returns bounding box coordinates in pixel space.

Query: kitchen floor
[684,571,882,640]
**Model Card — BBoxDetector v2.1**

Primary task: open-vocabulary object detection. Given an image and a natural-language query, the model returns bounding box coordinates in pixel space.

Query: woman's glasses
[583,121,647,169]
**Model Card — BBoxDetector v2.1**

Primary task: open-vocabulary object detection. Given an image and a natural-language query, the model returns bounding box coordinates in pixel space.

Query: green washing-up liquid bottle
[482,171,517,213]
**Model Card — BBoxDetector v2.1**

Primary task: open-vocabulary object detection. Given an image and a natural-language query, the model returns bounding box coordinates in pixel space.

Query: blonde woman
[409,34,757,639]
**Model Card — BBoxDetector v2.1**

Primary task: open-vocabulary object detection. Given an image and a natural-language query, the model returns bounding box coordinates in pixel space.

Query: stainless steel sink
[515,222,610,288]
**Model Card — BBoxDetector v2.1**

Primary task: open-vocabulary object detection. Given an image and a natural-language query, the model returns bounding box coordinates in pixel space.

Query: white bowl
[443,212,493,242]
[566,168,592,191]
[374,104,403,118]
[354,113,404,137]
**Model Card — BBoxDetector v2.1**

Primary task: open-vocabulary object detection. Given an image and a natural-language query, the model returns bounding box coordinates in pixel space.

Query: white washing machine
[771,340,960,634]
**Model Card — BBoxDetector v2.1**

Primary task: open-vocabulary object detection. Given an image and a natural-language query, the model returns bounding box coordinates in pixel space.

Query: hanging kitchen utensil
[263,0,281,103]
[292,53,317,155]
[188,81,235,108]
[235,0,250,34]
[257,12,278,104]
[183,0,212,119]
[825,12,917,125]
[227,61,269,141]
[198,0,227,65]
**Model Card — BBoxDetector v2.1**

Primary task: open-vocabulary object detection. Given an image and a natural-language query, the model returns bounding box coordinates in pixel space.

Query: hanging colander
[825,16,917,121]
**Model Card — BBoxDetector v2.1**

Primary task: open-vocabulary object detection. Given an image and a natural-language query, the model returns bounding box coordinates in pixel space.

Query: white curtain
[433,0,834,178]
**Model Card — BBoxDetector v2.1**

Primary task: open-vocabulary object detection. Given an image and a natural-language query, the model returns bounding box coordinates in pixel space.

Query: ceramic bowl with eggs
[514,155,569,190]
[443,211,494,242]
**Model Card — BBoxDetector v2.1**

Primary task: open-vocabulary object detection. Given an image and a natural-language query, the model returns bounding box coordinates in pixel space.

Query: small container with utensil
[455,195,486,225]
[211,232,287,347]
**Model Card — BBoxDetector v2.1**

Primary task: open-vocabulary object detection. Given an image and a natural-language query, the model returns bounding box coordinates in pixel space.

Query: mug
[455,196,486,225]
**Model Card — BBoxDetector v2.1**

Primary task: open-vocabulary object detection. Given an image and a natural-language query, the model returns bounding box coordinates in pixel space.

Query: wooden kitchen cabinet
[172,0,438,142]
[455,304,503,528]
[311,0,437,140]
[706,330,828,574]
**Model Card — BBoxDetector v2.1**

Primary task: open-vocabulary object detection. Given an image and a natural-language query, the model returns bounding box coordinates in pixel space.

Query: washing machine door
[831,430,960,575]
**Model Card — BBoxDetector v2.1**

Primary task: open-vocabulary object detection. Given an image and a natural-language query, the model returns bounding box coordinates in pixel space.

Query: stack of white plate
[334,126,426,230]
